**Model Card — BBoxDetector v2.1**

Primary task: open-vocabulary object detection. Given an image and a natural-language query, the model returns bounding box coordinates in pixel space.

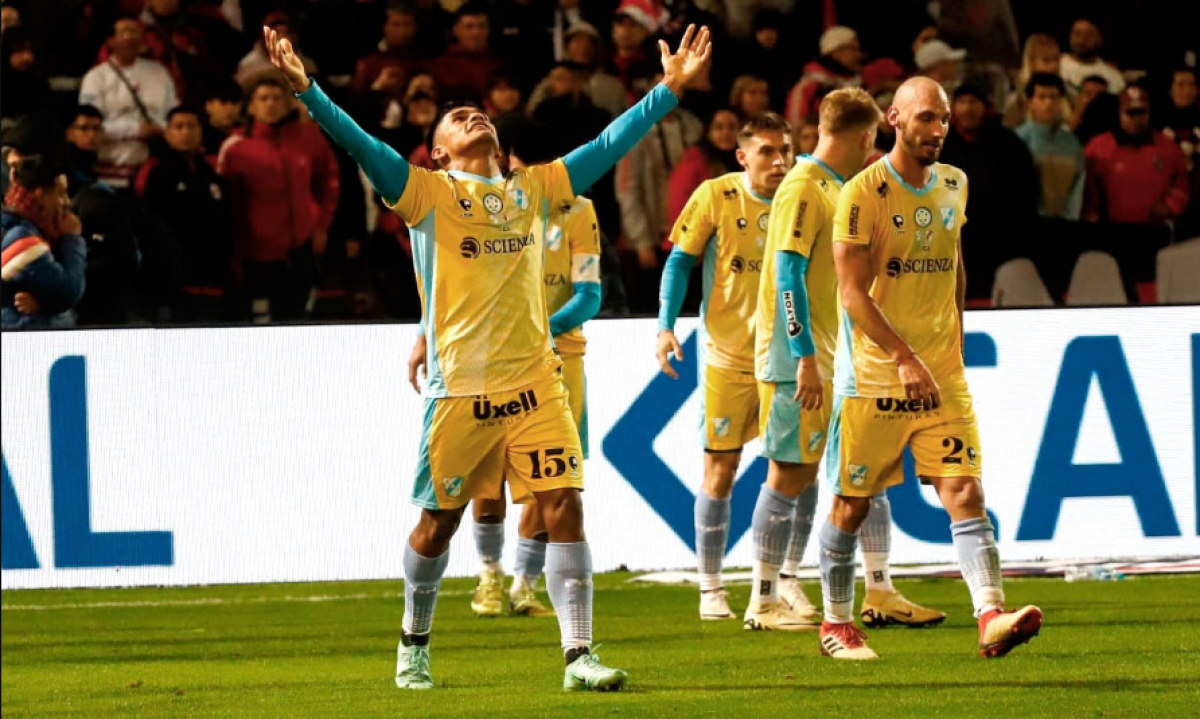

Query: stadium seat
[991,259,1054,307]
[1065,252,1127,306]
[1156,237,1200,304]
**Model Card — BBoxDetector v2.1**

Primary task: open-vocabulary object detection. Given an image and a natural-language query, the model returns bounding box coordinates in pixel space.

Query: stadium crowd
[2,0,1198,329]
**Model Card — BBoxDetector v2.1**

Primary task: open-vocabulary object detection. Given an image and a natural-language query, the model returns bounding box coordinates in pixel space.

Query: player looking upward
[656,113,814,630]
[817,77,1043,660]
[753,87,945,632]
[263,23,712,691]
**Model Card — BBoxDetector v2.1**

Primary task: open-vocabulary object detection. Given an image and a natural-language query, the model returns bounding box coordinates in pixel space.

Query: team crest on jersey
[510,187,529,211]
[712,417,731,437]
[568,455,581,477]
[892,214,905,234]
[915,229,934,251]
[914,207,933,228]
[442,476,464,498]
[967,446,978,468]
[848,464,868,486]
[807,431,824,452]
[547,225,563,252]
[459,198,473,213]
[877,181,889,198]
[940,206,956,230]
[736,217,748,231]
[757,213,769,231]
[483,193,504,214]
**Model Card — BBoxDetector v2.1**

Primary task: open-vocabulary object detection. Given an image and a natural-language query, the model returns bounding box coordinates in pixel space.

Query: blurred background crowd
[2,0,1198,328]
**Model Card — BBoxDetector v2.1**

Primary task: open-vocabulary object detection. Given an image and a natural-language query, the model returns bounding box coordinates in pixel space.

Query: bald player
[815,77,1044,660]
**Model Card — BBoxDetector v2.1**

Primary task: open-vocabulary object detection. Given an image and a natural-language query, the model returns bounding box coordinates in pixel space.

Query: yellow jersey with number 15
[388,161,575,398]
[831,156,970,399]
[541,196,601,359]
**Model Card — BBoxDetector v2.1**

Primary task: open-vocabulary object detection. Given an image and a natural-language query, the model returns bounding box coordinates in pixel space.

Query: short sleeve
[668,183,715,256]
[387,165,444,226]
[833,179,878,246]
[770,178,825,258]
[529,159,575,208]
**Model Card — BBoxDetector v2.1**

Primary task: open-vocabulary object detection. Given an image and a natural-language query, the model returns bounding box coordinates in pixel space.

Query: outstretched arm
[264,26,410,205]
[563,25,712,195]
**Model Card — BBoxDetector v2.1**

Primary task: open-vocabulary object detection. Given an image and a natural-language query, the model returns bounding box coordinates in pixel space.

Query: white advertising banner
[2,307,1198,589]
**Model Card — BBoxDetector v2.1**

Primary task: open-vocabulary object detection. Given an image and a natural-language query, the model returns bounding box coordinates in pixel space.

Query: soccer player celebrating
[817,77,1043,660]
[263,23,712,690]
[467,123,603,620]
[753,88,945,631]
[656,113,814,629]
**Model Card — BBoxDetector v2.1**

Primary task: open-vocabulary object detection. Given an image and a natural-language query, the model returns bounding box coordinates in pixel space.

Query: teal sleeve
[562,83,679,195]
[657,246,697,332]
[776,250,816,358]
[549,282,601,336]
[295,79,410,205]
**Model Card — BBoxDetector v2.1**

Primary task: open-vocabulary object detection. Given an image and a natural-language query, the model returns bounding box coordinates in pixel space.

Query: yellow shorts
[823,393,983,497]
[758,380,833,465]
[701,363,759,452]
[412,372,584,511]
[560,354,589,459]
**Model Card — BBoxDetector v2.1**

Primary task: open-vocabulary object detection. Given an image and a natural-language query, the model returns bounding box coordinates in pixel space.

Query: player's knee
[415,508,463,550]
[939,477,985,514]
[536,488,583,535]
[830,495,871,531]
[702,452,740,497]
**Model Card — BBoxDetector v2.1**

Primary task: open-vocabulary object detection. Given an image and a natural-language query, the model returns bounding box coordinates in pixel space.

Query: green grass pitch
[4,573,1198,718]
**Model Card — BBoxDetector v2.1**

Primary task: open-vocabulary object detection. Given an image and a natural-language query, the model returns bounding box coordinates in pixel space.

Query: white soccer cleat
[778,577,823,624]
[819,621,879,660]
[699,589,735,620]
[744,600,822,631]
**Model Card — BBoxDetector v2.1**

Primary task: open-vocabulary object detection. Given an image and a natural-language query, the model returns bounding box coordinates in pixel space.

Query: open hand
[658,24,712,96]
[263,25,310,93]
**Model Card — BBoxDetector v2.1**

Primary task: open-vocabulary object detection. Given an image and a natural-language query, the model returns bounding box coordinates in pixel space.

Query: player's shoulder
[843,159,890,199]
[932,162,969,192]
[703,171,745,196]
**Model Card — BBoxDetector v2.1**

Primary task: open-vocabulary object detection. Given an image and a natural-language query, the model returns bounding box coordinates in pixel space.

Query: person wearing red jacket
[1084,86,1189,225]
[218,76,339,322]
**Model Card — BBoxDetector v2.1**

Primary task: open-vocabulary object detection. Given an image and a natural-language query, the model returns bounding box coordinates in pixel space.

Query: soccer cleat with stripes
[563,650,627,692]
[819,621,879,660]
[979,605,1043,658]
[394,641,434,690]
[778,577,824,624]
[860,589,947,628]
[699,588,736,620]
[744,600,821,631]
[470,568,505,617]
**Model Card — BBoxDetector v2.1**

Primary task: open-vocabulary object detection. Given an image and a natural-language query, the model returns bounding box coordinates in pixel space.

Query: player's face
[432,106,498,164]
[165,113,203,153]
[892,88,950,166]
[1028,86,1062,124]
[737,130,793,194]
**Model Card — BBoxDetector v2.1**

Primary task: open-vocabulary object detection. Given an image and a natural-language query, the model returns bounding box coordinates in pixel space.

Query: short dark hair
[426,99,487,155]
[1173,66,1198,82]
[738,112,793,145]
[246,74,290,101]
[11,154,65,190]
[1080,74,1109,88]
[67,104,103,125]
[1025,72,1066,99]
[167,105,202,122]
[455,1,488,21]
[205,78,244,104]
[501,118,560,166]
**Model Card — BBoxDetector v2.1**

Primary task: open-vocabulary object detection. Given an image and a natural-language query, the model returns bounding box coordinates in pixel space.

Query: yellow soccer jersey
[756,156,843,382]
[670,172,771,373]
[542,197,601,359]
[832,156,970,398]
[390,161,574,397]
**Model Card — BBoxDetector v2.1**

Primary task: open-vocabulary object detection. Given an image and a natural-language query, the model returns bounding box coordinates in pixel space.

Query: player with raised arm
[466,124,604,620]
[817,77,1043,660]
[753,88,945,631]
[263,23,712,690]
[656,113,816,629]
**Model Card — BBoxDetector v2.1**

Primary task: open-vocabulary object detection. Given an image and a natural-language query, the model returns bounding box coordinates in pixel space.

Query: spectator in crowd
[349,5,422,123]
[201,78,242,158]
[728,74,771,120]
[1158,66,1200,235]
[484,72,524,125]
[235,11,317,90]
[609,0,659,98]
[429,2,504,102]
[136,106,231,322]
[941,83,1038,297]
[1,1,19,33]
[218,76,339,322]
[79,17,178,188]
[861,56,907,96]
[1070,74,1117,142]
[864,87,896,165]
[1084,86,1189,225]
[793,117,818,156]
[1015,73,1086,220]
[1060,18,1124,99]
[616,75,701,310]
[727,9,789,112]
[910,24,939,70]
[1004,34,1072,130]
[63,105,105,192]
[1,157,87,329]
[529,22,628,118]
[1,26,49,129]
[667,107,740,227]
[785,25,863,124]
[914,39,966,94]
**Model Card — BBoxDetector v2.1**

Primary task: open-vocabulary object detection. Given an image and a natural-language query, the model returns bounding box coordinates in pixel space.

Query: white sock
[751,560,779,605]
[862,552,893,592]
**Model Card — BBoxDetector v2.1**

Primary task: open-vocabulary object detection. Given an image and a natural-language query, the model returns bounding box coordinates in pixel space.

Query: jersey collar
[883,155,937,196]
[448,170,504,184]
[797,154,845,186]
